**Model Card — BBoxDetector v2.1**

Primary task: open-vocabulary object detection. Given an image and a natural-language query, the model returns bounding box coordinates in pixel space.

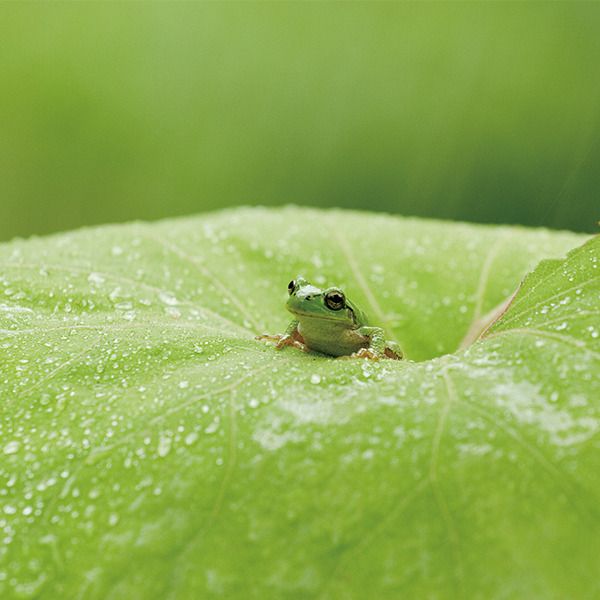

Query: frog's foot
[384,346,403,360]
[281,337,309,352]
[350,347,382,361]
[256,332,308,352]
[256,333,283,344]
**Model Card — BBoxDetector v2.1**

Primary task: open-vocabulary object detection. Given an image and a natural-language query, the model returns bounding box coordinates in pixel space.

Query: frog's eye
[325,290,345,311]
[287,280,296,295]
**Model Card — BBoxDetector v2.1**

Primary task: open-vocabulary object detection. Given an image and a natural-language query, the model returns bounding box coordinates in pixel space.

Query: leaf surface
[0,208,598,599]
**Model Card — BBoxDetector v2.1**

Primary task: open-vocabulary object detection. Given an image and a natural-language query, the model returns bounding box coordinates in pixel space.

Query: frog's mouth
[286,306,352,323]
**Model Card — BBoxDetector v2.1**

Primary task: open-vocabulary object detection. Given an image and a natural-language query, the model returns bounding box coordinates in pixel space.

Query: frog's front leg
[352,326,403,360]
[256,320,308,352]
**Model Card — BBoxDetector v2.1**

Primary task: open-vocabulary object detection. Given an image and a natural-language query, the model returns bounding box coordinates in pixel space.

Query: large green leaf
[1,207,598,599]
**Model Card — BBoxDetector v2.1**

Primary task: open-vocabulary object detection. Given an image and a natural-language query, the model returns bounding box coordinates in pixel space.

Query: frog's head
[286,276,357,325]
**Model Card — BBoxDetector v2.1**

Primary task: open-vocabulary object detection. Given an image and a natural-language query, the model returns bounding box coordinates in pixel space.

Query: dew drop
[157,435,172,457]
[185,432,199,446]
[159,292,179,306]
[3,440,20,455]
[88,272,105,285]
[205,420,219,434]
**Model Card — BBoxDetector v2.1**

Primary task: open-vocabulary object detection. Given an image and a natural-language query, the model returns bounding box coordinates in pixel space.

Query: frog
[257,277,403,360]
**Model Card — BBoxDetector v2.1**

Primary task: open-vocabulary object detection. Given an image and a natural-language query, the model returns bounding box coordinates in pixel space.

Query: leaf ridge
[501,235,597,314]
[141,233,264,333]
[429,371,464,595]
[0,261,252,336]
[1,320,240,339]
[330,227,398,343]
[471,234,506,322]
[84,361,271,463]
[316,479,429,599]
[458,393,598,525]
[15,334,102,400]
[485,327,600,361]
[491,274,600,331]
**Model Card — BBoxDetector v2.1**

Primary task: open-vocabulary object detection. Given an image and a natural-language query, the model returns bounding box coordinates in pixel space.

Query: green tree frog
[257,277,403,360]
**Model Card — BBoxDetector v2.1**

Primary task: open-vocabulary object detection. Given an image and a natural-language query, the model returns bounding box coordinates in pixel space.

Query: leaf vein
[330,227,397,343]
[140,234,263,333]
[495,275,600,330]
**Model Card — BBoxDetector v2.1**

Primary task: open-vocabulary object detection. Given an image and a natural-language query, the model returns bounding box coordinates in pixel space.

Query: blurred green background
[1,2,599,242]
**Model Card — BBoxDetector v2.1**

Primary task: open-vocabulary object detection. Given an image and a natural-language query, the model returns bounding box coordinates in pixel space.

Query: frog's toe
[291,340,309,352]
[256,333,283,344]
[275,335,309,352]
[351,348,382,360]
[257,333,293,351]
[275,335,293,349]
